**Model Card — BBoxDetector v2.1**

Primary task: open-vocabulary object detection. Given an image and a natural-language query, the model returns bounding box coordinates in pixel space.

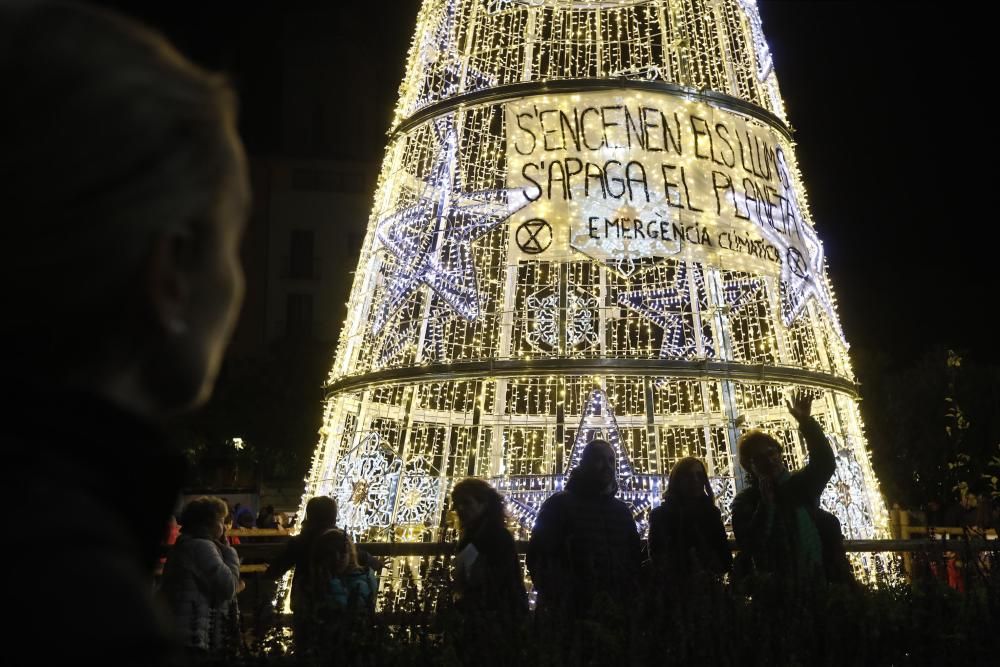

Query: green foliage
[173,338,333,489]
[857,345,1000,511]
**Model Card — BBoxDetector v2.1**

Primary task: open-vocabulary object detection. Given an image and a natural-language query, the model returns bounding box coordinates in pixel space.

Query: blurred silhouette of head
[738,431,787,482]
[304,496,338,532]
[665,457,714,503]
[578,439,617,494]
[0,1,250,419]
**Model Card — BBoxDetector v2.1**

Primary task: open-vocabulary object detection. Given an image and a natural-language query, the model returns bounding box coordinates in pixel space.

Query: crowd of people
[0,2,888,665]
[251,389,852,662]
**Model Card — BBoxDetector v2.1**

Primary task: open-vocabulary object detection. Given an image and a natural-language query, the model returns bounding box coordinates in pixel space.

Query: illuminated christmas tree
[298,0,889,589]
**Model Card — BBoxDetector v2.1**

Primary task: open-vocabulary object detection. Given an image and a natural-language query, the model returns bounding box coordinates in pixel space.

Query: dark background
[91,1,997,508]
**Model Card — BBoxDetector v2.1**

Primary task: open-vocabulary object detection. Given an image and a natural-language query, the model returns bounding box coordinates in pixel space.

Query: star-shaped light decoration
[497,389,663,533]
[617,262,701,359]
[772,222,841,339]
[619,264,765,361]
[729,157,841,339]
[820,435,877,540]
[371,116,526,334]
[737,0,774,82]
[565,388,635,480]
[565,388,662,528]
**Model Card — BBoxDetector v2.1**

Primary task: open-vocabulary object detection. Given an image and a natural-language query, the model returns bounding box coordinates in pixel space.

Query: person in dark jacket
[2,2,248,665]
[731,390,839,584]
[450,478,527,618]
[449,478,526,663]
[814,507,856,585]
[266,496,340,617]
[527,439,641,616]
[648,457,732,583]
[293,528,378,660]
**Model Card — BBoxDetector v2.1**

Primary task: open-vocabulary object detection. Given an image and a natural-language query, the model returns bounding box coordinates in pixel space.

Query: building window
[288,229,315,279]
[286,293,313,337]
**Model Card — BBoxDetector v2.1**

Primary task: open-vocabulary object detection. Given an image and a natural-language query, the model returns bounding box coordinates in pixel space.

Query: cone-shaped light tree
[299,0,888,567]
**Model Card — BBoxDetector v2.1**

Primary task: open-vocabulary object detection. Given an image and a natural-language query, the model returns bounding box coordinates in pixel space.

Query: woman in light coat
[161,496,243,662]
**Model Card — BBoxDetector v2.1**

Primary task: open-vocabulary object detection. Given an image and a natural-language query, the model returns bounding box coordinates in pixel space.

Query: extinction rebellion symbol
[786,247,808,279]
[516,218,552,255]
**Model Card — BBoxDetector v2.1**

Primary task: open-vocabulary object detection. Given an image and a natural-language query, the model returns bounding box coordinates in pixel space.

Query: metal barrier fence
[220,529,998,624]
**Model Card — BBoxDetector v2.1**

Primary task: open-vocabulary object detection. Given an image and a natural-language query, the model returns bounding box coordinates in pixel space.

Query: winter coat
[160,534,241,653]
[731,416,838,581]
[453,516,527,617]
[648,496,732,580]
[5,388,184,666]
[316,568,379,615]
[266,529,380,614]
[526,469,641,614]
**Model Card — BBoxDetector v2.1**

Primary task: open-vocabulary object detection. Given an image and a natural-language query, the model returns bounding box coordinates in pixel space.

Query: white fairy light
[293,0,890,611]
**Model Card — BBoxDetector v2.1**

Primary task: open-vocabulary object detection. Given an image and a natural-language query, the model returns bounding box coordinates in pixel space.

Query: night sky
[101,1,992,367]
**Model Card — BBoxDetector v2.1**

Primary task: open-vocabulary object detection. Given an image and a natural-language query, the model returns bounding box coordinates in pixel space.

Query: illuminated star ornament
[566,388,634,481]
[727,168,841,338]
[372,116,526,331]
[619,265,765,359]
[778,224,841,337]
[617,262,701,359]
[737,0,774,81]
[499,389,663,532]
[753,191,842,339]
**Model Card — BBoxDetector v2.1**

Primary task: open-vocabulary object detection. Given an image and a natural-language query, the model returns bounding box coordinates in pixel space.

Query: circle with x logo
[786,247,809,278]
[516,218,552,255]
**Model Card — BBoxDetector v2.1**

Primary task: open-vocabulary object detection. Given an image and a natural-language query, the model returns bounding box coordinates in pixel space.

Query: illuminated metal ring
[391,78,793,141]
[325,358,857,397]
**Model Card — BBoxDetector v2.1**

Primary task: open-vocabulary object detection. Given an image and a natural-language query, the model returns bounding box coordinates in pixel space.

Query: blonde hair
[179,496,229,534]
[0,1,238,376]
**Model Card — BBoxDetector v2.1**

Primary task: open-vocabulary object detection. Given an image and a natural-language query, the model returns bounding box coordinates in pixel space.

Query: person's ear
[147,227,196,335]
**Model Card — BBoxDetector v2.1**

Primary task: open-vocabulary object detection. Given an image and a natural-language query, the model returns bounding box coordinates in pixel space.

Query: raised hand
[786,389,813,422]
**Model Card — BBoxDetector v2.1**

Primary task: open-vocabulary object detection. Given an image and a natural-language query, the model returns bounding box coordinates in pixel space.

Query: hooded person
[526,439,641,616]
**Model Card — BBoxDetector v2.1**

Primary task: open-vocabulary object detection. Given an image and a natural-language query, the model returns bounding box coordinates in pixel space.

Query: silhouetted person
[234,503,256,530]
[266,494,385,652]
[160,497,244,663]
[648,457,732,584]
[527,439,641,616]
[300,528,378,660]
[814,506,855,585]
[257,504,279,529]
[266,497,339,621]
[449,478,527,664]
[731,390,838,584]
[1,2,248,664]
[451,478,527,618]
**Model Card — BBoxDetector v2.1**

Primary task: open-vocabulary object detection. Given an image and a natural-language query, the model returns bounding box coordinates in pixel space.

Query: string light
[291,0,890,612]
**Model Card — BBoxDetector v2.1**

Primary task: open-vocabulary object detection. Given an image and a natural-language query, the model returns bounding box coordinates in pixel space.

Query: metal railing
[222,528,998,574]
